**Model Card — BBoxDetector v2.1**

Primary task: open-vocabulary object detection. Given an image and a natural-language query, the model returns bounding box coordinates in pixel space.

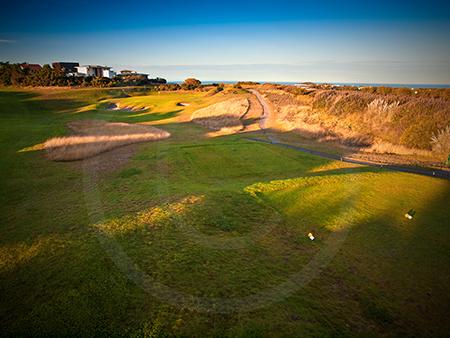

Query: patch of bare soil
[242,93,263,132]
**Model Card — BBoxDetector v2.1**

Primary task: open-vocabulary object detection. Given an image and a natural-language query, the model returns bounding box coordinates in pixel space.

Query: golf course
[1,86,449,338]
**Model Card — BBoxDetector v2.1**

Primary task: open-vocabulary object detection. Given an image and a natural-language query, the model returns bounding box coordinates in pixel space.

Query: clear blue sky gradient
[1,0,450,83]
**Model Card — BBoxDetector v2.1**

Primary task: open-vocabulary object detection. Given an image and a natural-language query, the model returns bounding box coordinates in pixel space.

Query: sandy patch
[106,103,149,112]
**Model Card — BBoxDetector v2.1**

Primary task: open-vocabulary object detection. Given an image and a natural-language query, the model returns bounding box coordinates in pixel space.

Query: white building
[75,65,116,78]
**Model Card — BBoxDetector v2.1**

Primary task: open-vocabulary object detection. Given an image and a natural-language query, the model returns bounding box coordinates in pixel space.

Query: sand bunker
[177,102,190,106]
[106,103,149,112]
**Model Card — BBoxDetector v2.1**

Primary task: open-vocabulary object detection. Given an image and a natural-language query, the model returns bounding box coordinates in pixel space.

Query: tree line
[0,62,166,87]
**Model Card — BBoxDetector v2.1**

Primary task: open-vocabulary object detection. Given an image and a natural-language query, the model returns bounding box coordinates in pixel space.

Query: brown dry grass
[259,88,449,153]
[255,87,450,169]
[190,98,249,133]
[45,120,170,161]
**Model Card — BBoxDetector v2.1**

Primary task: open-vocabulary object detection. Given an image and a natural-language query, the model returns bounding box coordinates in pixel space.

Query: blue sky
[1,0,450,84]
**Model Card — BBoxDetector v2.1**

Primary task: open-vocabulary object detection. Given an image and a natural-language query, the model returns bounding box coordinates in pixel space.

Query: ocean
[173,80,450,89]
[292,82,450,89]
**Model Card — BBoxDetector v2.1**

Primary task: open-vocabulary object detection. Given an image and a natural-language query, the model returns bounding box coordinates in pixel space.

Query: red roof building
[20,63,42,72]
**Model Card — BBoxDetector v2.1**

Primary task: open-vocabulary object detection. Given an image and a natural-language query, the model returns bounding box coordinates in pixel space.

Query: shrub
[0,62,27,86]
[183,78,201,86]
[400,120,436,150]
[393,87,412,96]
[158,83,181,91]
[375,86,393,95]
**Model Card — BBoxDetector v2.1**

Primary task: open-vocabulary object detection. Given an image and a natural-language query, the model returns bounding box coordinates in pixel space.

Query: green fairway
[1,88,449,338]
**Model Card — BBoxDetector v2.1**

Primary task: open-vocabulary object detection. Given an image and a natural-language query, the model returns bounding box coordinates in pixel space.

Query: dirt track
[247,89,270,130]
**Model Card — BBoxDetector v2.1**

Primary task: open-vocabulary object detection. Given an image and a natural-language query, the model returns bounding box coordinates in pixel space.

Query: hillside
[255,84,450,169]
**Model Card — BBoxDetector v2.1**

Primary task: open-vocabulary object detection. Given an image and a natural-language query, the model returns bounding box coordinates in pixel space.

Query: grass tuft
[430,125,450,154]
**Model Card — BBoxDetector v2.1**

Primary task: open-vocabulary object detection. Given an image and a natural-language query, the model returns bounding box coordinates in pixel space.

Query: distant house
[52,62,80,74]
[295,82,315,88]
[117,70,149,80]
[120,70,133,75]
[19,63,42,72]
[75,65,116,78]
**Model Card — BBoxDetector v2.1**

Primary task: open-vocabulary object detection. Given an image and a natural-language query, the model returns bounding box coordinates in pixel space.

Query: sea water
[174,80,450,89]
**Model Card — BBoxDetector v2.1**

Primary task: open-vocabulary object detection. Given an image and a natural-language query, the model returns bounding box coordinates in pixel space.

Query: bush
[400,120,436,150]
[183,78,201,86]
[180,83,198,90]
[375,86,393,95]
[22,64,68,86]
[0,62,27,86]
[393,87,412,96]
[158,83,181,91]
[284,86,310,96]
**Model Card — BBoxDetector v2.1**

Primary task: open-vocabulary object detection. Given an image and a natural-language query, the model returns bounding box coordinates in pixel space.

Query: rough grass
[45,120,170,161]
[258,87,450,161]
[190,98,249,132]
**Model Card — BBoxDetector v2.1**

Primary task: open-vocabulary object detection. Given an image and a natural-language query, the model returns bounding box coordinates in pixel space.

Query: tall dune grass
[430,125,450,154]
[45,120,170,161]
[260,87,450,156]
[190,98,249,132]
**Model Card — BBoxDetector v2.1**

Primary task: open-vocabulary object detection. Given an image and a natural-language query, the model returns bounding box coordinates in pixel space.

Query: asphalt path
[245,89,450,180]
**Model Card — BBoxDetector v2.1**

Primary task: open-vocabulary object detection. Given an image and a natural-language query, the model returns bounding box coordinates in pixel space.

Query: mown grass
[1,87,449,338]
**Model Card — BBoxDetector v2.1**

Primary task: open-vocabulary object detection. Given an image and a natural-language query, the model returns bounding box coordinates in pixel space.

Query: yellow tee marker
[405,209,415,220]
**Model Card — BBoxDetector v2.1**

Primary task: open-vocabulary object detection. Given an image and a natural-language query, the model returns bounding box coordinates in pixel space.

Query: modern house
[52,62,80,74]
[75,65,116,78]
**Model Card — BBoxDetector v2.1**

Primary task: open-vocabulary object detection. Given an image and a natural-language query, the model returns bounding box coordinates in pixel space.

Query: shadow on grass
[322,172,450,336]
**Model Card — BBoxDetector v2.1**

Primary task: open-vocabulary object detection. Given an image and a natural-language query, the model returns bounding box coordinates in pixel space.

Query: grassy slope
[1,88,449,338]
